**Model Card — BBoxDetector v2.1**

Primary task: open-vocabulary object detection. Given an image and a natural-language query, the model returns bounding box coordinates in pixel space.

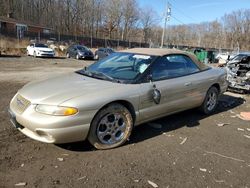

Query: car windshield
[231,54,249,61]
[82,52,155,81]
[77,46,89,51]
[35,44,48,48]
[107,48,114,53]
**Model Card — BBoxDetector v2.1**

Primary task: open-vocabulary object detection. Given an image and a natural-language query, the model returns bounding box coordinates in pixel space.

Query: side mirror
[152,84,161,104]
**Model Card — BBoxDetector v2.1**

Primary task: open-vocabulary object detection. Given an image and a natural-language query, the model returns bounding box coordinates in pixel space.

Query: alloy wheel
[97,113,126,145]
[206,91,217,111]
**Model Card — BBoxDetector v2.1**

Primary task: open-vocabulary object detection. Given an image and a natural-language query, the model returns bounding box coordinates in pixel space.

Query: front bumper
[36,51,55,57]
[228,82,250,91]
[79,54,94,59]
[8,100,93,144]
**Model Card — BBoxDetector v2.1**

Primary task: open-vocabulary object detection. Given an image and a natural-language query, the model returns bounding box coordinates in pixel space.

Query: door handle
[184,82,192,86]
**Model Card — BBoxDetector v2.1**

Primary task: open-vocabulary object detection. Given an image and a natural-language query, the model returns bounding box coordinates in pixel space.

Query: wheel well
[101,100,136,124]
[211,83,221,93]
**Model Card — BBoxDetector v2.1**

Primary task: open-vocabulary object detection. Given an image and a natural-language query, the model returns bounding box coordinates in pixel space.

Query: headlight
[35,104,78,116]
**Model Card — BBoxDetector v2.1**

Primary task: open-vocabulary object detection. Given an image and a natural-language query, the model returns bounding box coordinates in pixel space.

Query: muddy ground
[0,56,249,188]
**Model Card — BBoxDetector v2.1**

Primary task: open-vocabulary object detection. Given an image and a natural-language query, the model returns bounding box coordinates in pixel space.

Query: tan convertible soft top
[120,48,209,70]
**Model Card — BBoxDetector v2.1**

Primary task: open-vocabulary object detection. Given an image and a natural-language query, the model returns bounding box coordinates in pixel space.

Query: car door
[138,54,202,123]
[180,55,207,106]
[70,46,77,57]
[98,48,105,59]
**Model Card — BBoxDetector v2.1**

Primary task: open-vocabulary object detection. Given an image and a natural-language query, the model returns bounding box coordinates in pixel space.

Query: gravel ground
[0,56,249,188]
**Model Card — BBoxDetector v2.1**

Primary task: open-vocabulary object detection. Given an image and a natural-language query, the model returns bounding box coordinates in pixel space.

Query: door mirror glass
[152,85,161,104]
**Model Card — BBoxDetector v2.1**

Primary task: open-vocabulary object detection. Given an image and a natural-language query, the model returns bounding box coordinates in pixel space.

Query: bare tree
[140,6,158,43]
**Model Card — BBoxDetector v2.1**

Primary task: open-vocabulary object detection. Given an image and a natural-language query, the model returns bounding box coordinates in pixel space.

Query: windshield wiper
[89,71,115,82]
[77,69,120,83]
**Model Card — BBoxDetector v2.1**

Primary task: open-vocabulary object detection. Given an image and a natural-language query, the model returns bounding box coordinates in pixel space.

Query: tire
[76,54,80,60]
[88,103,133,150]
[66,52,70,58]
[199,86,219,115]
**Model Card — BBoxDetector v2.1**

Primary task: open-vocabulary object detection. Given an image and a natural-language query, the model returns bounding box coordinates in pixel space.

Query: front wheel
[199,86,219,114]
[88,103,133,150]
[76,54,80,60]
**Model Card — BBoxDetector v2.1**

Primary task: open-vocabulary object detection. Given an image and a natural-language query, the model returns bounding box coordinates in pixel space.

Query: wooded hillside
[0,0,249,50]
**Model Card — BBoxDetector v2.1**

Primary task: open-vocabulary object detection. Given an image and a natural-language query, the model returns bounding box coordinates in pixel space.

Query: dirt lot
[0,56,249,188]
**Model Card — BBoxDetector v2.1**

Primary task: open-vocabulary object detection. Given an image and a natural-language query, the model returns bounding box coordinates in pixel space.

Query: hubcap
[206,92,217,111]
[97,113,126,145]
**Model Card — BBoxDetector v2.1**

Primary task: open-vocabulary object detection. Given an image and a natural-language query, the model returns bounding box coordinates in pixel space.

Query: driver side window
[152,54,200,81]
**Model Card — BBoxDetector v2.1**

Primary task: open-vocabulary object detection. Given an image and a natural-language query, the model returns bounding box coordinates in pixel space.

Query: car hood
[34,47,53,52]
[18,73,120,105]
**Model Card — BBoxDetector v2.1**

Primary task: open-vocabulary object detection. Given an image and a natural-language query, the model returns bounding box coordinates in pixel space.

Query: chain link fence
[0,29,149,49]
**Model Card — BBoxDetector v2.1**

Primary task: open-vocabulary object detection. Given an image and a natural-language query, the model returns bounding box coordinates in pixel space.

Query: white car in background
[27,43,55,57]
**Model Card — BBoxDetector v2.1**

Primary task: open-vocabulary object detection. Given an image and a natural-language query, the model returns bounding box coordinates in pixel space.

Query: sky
[138,0,250,25]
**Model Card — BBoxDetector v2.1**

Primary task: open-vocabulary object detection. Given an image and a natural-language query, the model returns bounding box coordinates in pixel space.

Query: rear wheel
[199,86,219,114]
[88,103,133,150]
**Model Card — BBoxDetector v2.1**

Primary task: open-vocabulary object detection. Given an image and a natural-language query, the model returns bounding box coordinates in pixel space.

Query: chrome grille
[11,94,31,114]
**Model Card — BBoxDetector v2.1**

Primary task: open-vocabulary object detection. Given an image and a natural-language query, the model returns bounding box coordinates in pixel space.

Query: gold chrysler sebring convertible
[9,48,228,149]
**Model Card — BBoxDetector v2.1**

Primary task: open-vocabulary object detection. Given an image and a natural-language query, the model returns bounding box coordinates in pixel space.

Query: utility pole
[160,2,171,48]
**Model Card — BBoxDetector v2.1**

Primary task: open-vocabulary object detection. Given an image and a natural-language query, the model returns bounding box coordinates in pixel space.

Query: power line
[168,0,197,23]
[171,15,185,25]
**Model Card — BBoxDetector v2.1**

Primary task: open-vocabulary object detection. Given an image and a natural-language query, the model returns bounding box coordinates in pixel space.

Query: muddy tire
[199,86,219,115]
[88,103,133,150]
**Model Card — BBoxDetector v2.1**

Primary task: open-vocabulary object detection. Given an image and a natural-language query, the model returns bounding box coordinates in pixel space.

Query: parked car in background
[95,47,114,60]
[66,45,94,60]
[9,48,228,149]
[226,53,250,92]
[27,43,55,57]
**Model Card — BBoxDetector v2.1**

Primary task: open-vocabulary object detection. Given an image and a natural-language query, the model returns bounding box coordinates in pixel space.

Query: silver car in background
[9,48,228,149]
